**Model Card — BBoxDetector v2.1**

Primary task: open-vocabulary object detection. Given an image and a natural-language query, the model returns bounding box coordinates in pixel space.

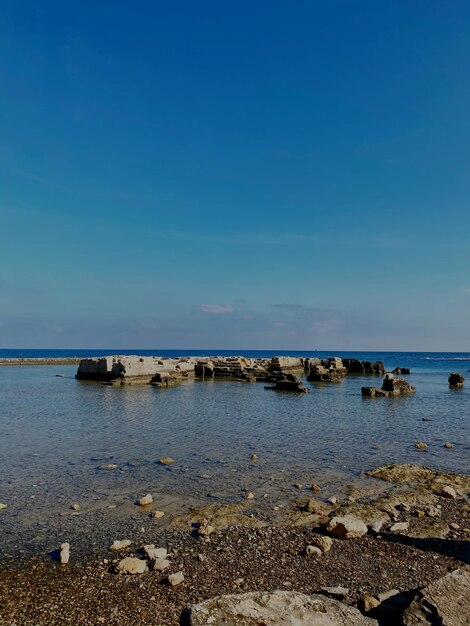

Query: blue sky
[1,1,470,350]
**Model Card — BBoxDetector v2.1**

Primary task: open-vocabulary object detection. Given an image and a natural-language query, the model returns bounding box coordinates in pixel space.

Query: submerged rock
[185,590,377,625]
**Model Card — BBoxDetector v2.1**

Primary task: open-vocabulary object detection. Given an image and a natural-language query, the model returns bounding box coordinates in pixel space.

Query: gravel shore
[1,496,468,626]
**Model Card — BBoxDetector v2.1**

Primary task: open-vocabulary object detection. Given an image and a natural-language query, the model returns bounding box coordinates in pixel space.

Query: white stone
[152,557,171,571]
[0,503,7,511]
[116,557,147,575]
[442,485,457,499]
[139,494,153,506]
[370,520,384,533]
[60,543,70,564]
[144,546,167,559]
[245,492,255,500]
[110,539,131,551]
[188,590,377,625]
[390,522,409,533]
[326,515,368,539]
[168,571,184,586]
[305,545,322,557]
[151,510,165,519]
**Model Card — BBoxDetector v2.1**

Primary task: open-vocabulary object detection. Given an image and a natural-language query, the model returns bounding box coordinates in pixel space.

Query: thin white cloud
[196,304,235,315]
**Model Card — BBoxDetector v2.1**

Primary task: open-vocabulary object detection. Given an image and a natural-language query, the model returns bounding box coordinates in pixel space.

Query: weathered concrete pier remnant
[76,355,196,385]
[362,374,416,397]
[306,357,347,383]
[343,359,386,375]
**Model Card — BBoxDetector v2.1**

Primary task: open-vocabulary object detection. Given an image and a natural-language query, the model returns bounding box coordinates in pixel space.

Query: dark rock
[392,367,410,375]
[448,372,464,386]
[343,359,386,375]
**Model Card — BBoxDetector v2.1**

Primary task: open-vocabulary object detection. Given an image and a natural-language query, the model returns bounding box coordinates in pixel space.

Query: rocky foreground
[1,464,469,625]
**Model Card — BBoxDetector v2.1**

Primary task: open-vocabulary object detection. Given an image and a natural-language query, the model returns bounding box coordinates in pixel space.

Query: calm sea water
[0,350,469,553]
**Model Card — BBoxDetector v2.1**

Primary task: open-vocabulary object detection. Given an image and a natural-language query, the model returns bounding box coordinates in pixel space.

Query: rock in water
[448,372,464,386]
[326,515,368,539]
[404,567,470,626]
[0,503,7,511]
[186,591,377,625]
[139,494,153,506]
[59,543,70,564]
[116,557,147,575]
[159,457,175,465]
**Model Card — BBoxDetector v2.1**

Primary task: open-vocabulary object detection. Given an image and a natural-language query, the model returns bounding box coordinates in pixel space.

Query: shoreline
[1,464,469,624]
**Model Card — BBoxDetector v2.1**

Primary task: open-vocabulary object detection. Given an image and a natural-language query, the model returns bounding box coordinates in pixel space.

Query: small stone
[143,546,167,559]
[311,483,321,493]
[320,586,349,599]
[361,593,380,613]
[450,522,460,530]
[326,515,368,539]
[390,522,409,533]
[110,540,131,551]
[59,543,70,564]
[415,442,427,450]
[442,485,457,499]
[139,494,153,506]
[397,503,410,512]
[425,505,441,518]
[168,571,184,586]
[245,492,255,500]
[159,457,175,465]
[444,442,454,449]
[370,520,384,533]
[327,496,337,505]
[100,464,118,470]
[150,510,165,519]
[116,557,147,575]
[70,504,80,511]
[250,454,258,461]
[415,510,425,518]
[305,545,322,557]
[198,554,205,562]
[152,557,171,572]
[377,589,400,602]
[233,577,244,586]
[309,536,333,553]
[0,503,7,511]
[294,483,303,489]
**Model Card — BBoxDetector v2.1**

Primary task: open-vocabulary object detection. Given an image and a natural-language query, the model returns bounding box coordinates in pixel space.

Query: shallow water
[0,351,469,558]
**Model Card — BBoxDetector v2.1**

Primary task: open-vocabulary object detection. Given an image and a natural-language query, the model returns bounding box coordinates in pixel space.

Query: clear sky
[1,1,470,350]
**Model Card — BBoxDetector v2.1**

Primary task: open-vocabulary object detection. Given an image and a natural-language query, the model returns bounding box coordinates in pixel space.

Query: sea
[0,349,469,559]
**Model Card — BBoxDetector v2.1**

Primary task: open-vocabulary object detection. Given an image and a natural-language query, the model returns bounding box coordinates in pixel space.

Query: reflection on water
[0,362,469,522]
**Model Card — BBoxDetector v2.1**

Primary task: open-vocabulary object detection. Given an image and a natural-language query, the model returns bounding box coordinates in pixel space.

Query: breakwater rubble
[75,354,388,389]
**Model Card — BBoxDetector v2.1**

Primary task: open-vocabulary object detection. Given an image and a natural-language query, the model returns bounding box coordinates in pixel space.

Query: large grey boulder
[404,567,470,626]
[186,590,377,625]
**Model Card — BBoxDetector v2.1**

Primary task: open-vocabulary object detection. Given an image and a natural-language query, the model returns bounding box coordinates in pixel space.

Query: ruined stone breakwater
[75,354,387,388]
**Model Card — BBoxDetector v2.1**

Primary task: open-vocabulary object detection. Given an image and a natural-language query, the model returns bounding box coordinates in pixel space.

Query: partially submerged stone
[159,457,175,465]
[99,463,118,470]
[186,590,377,625]
[448,372,464,386]
[150,510,165,519]
[139,494,153,506]
[366,464,470,493]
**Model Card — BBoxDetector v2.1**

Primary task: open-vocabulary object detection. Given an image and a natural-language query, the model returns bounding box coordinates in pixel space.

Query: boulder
[381,374,416,395]
[449,372,464,386]
[392,367,411,375]
[343,359,386,375]
[326,515,368,539]
[404,567,470,626]
[361,387,389,397]
[116,557,147,575]
[185,590,377,625]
